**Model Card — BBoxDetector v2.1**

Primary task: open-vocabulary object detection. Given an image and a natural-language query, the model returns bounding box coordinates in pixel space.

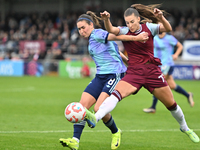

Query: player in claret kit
[59,11,149,150]
[85,4,200,144]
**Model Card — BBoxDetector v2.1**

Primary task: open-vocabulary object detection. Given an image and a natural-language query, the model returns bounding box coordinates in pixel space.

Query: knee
[169,84,176,90]
[112,90,122,101]
[167,102,177,111]
[168,82,176,90]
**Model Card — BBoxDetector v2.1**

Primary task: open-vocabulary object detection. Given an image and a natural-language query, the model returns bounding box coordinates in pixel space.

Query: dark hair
[124,4,166,23]
[77,11,102,28]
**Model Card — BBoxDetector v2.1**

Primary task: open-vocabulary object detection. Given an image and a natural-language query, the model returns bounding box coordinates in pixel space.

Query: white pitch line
[0,129,200,134]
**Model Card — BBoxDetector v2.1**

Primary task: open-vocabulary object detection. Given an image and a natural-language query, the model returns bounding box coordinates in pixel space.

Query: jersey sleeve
[146,22,160,36]
[117,26,129,35]
[94,29,109,43]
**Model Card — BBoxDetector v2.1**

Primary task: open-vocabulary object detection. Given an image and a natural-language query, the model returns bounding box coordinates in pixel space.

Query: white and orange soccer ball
[64,102,86,123]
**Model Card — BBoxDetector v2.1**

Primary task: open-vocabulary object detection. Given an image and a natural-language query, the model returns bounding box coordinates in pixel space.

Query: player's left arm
[154,8,172,33]
[172,41,183,60]
[107,32,149,42]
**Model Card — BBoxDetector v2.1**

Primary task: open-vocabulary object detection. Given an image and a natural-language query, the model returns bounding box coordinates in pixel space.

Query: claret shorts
[121,64,168,93]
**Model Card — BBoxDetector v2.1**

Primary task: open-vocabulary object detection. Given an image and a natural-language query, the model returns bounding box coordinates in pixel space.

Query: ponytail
[86,11,102,28]
[126,4,166,23]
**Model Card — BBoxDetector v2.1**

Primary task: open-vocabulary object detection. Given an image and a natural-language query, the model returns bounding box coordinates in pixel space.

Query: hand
[136,32,149,43]
[172,54,178,60]
[100,11,110,20]
[154,8,163,20]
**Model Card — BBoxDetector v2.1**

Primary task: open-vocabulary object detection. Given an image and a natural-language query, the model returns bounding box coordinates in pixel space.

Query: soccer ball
[64,102,86,123]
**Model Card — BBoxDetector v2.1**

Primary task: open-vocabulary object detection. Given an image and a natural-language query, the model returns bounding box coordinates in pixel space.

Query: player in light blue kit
[59,11,148,150]
[143,32,194,113]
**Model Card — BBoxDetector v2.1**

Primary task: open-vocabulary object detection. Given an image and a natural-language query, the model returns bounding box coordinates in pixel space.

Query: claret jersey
[118,22,161,66]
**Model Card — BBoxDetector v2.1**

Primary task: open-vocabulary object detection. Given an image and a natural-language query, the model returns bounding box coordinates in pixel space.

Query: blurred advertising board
[172,65,200,80]
[59,60,96,78]
[182,40,200,60]
[0,60,23,76]
[19,40,46,54]
[24,61,44,76]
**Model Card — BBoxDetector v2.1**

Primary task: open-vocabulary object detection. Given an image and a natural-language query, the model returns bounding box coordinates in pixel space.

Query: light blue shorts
[160,65,174,75]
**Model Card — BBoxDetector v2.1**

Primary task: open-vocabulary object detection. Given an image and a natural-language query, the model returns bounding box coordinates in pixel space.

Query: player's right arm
[107,32,149,42]
[100,11,120,35]
[172,41,183,60]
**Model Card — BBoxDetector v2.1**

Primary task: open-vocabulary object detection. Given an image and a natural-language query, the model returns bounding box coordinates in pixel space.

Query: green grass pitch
[0,76,200,150]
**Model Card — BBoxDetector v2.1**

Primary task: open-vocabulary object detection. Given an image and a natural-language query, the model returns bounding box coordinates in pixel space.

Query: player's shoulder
[118,26,129,35]
[93,28,106,33]
[91,29,108,40]
[146,22,159,28]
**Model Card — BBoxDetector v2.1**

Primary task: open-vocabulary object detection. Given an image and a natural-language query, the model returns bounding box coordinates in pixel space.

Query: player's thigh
[79,92,96,109]
[115,80,137,98]
[166,75,176,89]
[152,86,175,107]
[94,92,110,112]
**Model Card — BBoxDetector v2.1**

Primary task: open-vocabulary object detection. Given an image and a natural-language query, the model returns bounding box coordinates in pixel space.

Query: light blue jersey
[88,29,127,74]
[154,34,178,66]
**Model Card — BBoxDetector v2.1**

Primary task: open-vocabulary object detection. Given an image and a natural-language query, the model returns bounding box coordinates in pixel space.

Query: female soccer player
[85,4,199,143]
[143,32,194,113]
[59,11,149,150]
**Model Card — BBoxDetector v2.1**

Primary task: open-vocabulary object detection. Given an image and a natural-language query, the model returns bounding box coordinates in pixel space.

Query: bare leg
[153,86,189,131]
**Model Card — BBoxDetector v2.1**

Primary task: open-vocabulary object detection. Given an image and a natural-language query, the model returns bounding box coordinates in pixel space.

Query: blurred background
[0,0,200,79]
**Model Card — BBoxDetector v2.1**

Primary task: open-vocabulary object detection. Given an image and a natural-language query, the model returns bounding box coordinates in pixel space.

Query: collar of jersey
[134,24,142,34]
[88,29,94,40]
